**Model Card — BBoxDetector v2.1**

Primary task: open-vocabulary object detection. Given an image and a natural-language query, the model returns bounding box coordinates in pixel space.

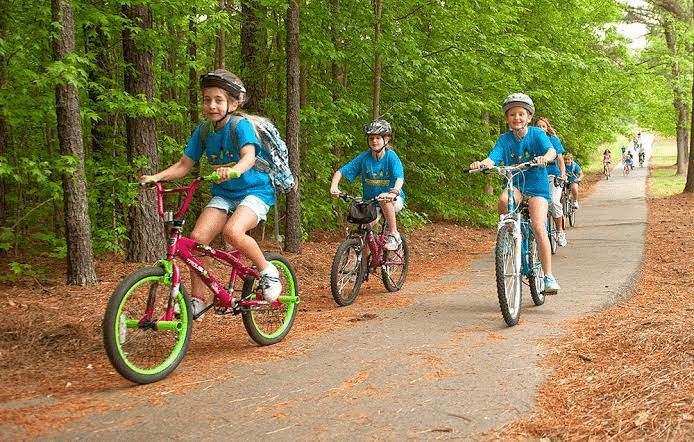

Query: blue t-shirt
[565,162,582,184]
[545,135,566,177]
[184,117,275,206]
[339,149,406,201]
[487,126,552,200]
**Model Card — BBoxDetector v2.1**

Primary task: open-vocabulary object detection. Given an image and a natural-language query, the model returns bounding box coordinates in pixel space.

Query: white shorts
[206,194,270,224]
[547,176,563,218]
[391,196,404,213]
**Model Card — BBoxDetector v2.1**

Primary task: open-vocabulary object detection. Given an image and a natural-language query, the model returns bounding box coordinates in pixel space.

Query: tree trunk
[240,0,268,113]
[285,0,301,253]
[51,0,97,285]
[0,1,7,227]
[123,4,165,262]
[663,20,688,176]
[372,0,382,119]
[215,0,226,69]
[685,46,694,193]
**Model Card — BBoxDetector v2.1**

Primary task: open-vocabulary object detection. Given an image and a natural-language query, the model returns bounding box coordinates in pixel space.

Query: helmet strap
[512,124,528,141]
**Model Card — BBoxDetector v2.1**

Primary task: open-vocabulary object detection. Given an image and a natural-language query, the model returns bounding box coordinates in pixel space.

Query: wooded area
[1,0,692,284]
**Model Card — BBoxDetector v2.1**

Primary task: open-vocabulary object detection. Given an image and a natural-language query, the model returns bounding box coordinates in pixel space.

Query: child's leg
[528,196,552,275]
[223,205,269,271]
[380,197,403,234]
[548,176,563,232]
[189,207,229,297]
[570,182,579,201]
[497,187,521,215]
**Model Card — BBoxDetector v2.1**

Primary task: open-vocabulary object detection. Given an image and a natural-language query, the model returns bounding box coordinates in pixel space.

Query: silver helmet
[364,119,392,137]
[502,93,535,115]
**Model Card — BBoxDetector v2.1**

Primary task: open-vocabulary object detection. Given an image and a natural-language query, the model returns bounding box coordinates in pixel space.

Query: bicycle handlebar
[134,172,240,220]
[463,159,554,174]
[337,192,393,203]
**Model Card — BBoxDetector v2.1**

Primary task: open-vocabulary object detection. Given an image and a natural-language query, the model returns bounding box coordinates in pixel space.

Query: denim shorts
[206,194,270,223]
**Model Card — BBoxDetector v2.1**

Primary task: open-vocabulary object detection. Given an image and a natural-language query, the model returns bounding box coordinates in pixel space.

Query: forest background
[1,0,693,284]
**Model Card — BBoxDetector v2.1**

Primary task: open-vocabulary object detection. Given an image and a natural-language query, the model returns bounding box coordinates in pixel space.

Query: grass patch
[649,137,686,198]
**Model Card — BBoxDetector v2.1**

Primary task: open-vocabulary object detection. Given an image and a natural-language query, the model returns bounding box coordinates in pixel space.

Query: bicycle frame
[147,178,288,319]
[469,163,543,277]
[342,195,401,270]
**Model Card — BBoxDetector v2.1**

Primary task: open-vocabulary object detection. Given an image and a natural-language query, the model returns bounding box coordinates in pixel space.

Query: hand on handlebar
[329,187,341,198]
[213,167,241,182]
[377,191,397,202]
[469,161,488,171]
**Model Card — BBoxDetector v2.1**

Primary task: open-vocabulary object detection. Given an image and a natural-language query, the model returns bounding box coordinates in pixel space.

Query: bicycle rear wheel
[382,234,409,292]
[102,266,192,384]
[330,238,365,306]
[241,253,299,346]
[527,234,545,306]
[547,215,558,255]
[495,228,521,326]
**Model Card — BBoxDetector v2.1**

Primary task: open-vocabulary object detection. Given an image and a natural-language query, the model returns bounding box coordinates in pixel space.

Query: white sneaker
[543,274,560,294]
[174,296,206,320]
[259,264,282,302]
[384,233,402,251]
[573,201,579,209]
[557,231,567,247]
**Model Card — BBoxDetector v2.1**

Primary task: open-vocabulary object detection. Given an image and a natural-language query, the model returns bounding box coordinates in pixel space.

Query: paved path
[33,140,650,441]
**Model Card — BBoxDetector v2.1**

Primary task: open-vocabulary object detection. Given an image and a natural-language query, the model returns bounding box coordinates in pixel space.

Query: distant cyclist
[564,154,584,209]
[602,149,612,177]
[624,151,634,171]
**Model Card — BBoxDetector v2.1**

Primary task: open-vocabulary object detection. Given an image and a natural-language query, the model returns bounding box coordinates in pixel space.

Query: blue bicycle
[467,161,547,326]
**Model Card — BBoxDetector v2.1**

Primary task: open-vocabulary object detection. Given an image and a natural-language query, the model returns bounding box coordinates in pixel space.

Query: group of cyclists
[142,68,587,309]
[602,133,645,179]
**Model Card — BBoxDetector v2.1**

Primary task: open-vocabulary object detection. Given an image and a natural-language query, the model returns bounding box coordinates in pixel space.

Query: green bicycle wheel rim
[249,260,297,338]
[114,276,190,376]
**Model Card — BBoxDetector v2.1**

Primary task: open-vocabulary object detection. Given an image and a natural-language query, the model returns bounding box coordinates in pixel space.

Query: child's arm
[469,158,495,169]
[329,170,343,196]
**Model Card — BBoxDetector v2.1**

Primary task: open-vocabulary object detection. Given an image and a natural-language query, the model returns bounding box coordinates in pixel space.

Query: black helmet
[502,93,535,115]
[199,70,246,102]
[365,119,392,137]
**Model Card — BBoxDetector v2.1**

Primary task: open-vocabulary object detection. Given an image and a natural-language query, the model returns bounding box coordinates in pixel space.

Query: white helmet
[502,93,535,115]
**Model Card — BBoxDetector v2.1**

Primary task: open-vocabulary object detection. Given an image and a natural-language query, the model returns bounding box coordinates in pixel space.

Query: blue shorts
[206,194,270,224]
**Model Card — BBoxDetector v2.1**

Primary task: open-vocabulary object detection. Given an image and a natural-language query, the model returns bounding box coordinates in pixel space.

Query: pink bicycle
[102,173,299,384]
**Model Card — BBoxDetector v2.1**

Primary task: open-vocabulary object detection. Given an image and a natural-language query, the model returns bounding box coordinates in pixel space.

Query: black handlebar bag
[346,200,379,224]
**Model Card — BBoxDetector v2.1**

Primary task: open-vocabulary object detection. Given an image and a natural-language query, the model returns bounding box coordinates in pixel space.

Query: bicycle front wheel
[527,234,545,306]
[382,234,409,292]
[495,228,522,326]
[102,266,192,384]
[330,238,365,306]
[568,196,576,227]
[241,253,299,346]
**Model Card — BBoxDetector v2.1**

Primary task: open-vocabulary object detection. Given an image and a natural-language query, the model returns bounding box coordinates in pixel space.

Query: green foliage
[1,0,681,258]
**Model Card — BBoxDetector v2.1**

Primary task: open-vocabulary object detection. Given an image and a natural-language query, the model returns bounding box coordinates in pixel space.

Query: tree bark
[241,0,268,113]
[0,1,7,227]
[215,0,226,69]
[372,0,382,120]
[123,4,165,262]
[663,20,688,176]
[686,50,694,192]
[285,0,302,253]
[51,0,97,285]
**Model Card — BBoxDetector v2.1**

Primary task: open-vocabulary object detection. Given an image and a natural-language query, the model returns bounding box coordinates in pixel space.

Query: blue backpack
[199,116,296,194]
